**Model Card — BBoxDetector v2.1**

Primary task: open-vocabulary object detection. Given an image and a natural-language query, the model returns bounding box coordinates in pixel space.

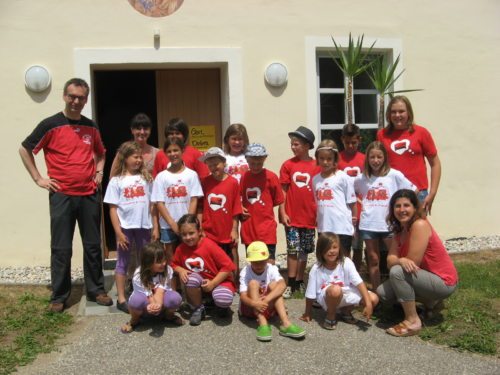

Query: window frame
[305,36,404,139]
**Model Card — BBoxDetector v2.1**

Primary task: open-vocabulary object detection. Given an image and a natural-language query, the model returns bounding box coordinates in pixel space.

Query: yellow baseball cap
[246,241,269,262]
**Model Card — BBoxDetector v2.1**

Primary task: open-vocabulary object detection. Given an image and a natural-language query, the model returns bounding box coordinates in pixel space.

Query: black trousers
[49,191,105,303]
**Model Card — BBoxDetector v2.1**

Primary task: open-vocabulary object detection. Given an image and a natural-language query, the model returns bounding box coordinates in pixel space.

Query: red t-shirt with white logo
[152,145,209,179]
[201,175,243,244]
[22,112,105,196]
[338,151,365,178]
[376,125,437,190]
[240,169,284,245]
[172,237,236,292]
[279,157,320,229]
[338,151,365,221]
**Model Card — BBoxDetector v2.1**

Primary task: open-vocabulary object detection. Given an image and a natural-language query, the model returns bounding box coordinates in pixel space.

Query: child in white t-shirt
[239,241,306,341]
[301,232,378,330]
[120,242,183,333]
[104,141,158,314]
[354,141,416,289]
[223,123,250,183]
[312,139,357,257]
[151,137,203,257]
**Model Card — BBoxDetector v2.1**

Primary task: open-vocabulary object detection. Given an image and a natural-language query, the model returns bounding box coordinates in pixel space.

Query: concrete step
[78,270,124,316]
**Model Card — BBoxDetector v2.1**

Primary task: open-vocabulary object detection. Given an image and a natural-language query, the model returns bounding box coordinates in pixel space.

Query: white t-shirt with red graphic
[312,170,356,235]
[224,153,249,184]
[104,175,153,229]
[338,151,365,222]
[131,265,174,297]
[151,167,203,230]
[354,169,415,232]
[201,175,243,244]
[172,237,236,292]
[240,169,285,245]
[376,124,437,190]
[279,157,320,229]
[305,258,363,300]
[239,263,283,294]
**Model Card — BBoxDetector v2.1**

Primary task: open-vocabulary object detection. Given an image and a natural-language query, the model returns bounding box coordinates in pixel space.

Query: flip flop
[322,318,337,330]
[163,313,185,326]
[386,321,420,337]
[340,312,357,324]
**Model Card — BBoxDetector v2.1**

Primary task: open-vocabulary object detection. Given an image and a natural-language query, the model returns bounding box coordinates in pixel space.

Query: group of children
[104,119,417,340]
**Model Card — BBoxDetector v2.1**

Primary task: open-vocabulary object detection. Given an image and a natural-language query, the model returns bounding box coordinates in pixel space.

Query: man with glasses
[19,78,112,312]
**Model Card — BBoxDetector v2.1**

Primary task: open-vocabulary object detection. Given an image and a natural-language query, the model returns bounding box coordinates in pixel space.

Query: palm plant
[330,33,376,125]
[368,54,422,128]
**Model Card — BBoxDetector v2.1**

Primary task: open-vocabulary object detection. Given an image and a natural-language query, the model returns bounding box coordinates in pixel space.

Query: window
[317,54,380,152]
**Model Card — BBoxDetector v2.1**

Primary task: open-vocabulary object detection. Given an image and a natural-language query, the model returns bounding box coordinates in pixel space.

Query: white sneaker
[283,286,292,299]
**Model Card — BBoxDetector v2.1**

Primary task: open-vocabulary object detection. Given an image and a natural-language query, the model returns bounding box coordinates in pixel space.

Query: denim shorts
[160,228,178,244]
[359,230,392,241]
[417,189,428,203]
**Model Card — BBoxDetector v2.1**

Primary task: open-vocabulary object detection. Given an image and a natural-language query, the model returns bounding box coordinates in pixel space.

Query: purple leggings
[185,273,234,308]
[115,228,151,275]
[128,290,182,311]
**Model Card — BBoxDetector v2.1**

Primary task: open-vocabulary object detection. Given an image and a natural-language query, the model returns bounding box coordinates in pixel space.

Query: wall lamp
[25,65,51,93]
[264,62,288,87]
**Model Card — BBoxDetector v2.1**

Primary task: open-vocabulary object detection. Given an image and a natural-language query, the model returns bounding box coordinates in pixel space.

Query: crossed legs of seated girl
[183,272,234,325]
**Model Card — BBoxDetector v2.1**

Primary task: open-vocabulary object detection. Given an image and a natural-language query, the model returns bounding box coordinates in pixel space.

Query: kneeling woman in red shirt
[172,214,236,326]
[377,189,458,337]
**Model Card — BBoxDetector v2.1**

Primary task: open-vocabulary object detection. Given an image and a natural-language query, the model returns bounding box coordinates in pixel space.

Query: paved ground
[16,296,499,375]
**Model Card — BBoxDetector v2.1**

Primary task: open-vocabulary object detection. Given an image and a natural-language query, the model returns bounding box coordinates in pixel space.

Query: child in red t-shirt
[152,118,209,178]
[279,126,320,298]
[240,143,284,264]
[198,147,242,278]
[172,214,236,326]
[337,124,365,270]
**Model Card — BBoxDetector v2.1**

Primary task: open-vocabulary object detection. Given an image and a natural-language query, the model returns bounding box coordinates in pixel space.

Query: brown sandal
[120,320,139,334]
[386,321,420,337]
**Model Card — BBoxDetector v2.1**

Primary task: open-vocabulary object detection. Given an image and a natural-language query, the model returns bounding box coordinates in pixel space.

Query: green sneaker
[279,323,306,339]
[256,324,272,342]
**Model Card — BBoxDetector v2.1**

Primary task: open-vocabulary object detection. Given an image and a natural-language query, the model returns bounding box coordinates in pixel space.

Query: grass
[418,259,500,355]
[0,287,75,375]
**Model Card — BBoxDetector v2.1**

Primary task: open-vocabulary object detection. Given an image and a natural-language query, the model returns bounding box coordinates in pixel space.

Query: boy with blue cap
[240,143,284,263]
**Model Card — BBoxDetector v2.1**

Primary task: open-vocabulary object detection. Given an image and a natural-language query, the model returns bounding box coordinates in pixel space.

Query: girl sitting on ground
[121,242,183,333]
[172,214,236,326]
[301,232,378,330]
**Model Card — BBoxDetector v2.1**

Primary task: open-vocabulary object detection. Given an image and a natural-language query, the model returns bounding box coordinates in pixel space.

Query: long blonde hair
[364,141,390,178]
[110,141,152,182]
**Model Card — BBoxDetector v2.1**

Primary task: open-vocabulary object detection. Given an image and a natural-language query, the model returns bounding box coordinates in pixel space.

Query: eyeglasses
[66,94,87,102]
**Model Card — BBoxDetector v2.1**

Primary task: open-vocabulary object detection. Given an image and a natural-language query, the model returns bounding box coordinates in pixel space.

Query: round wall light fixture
[25,65,51,93]
[264,62,288,87]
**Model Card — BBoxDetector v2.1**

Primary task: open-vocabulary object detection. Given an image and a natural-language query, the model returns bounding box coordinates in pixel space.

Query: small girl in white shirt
[104,141,158,313]
[223,123,250,183]
[312,139,357,257]
[301,232,378,330]
[354,141,416,289]
[121,242,183,333]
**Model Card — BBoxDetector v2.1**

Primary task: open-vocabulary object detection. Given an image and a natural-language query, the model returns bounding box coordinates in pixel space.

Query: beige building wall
[1,0,499,267]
